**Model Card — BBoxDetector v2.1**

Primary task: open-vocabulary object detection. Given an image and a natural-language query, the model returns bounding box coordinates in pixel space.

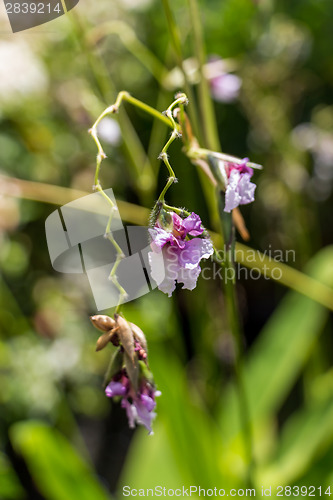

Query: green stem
[224,268,255,486]
[113,92,172,128]
[2,176,333,309]
[187,0,220,151]
[144,91,172,199]
[89,111,129,314]
[68,12,155,201]
[87,21,169,86]
[217,203,255,485]
[161,0,203,144]
[192,148,263,170]
[157,152,177,202]
[162,203,191,217]
[88,91,174,192]
[235,242,333,310]
[156,94,188,202]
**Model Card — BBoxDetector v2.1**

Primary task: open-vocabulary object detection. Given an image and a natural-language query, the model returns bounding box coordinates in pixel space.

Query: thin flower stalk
[89,112,128,313]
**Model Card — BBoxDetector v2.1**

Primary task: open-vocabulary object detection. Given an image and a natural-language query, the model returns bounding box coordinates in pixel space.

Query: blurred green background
[0,0,333,498]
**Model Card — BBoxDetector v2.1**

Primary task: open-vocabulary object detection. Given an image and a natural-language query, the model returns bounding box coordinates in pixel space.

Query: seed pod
[90,315,116,332]
[115,314,135,362]
[95,331,113,351]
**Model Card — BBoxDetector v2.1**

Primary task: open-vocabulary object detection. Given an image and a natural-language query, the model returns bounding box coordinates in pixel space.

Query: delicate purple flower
[210,73,242,103]
[205,56,242,103]
[134,394,157,433]
[121,399,137,429]
[105,372,160,435]
[105,370,161,434]
[182,212,204,236]
[100,317,160,435]
[224,158,256,213]
[105,380,127,397]
[148,211,213,296]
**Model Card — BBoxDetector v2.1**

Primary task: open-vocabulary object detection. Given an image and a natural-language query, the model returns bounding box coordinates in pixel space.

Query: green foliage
[0,0,332,497]
[9,421,112,500]
[0,452,25,500]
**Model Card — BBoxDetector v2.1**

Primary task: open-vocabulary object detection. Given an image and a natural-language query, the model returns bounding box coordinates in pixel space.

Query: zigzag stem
[89,104,128,314]
[157,93,188,203]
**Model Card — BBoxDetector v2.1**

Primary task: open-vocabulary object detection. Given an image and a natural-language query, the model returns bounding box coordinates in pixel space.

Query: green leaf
[120,347,229,490]
[0,452,25,500]
[103,347,123,387]
[119,421,184,492]
[220,246,333,442]
[258,396,333,487]
[9,421,112,500]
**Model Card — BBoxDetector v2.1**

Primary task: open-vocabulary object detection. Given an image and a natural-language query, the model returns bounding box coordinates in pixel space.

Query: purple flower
[148,211,213,296]
[210,73,242,103]
[224,158,256,213]
[105,380,127,397]
[205,56,242,103]
[105,371,160,435]
[99,317,160,435]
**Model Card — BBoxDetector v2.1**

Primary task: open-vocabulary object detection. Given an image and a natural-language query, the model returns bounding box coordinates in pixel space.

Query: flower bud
[95,331,114,351]
[90,315,116,332]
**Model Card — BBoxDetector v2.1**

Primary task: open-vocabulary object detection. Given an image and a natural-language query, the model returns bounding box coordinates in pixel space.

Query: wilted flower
[148,210,214,296]
[223,158,256,213]
[90,314,160,434]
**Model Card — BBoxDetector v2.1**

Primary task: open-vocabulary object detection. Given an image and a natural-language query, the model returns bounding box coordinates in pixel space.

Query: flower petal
[105,381,127,398]
[177,265,201,291]
[224,169,241,212]
[149,247,178,297]
[140,394,156,412]
[237,173,256,205]
[148,227,173,252]
[134,396,156,434]
[182,212,204,236]
[121,399,137,429]
[178,238,214,269]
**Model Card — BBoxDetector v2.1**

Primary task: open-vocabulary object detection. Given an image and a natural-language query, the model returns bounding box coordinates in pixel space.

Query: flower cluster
[224,158,256,213]
[90,314,160,435]
[106,369,160,435]
[148,210,214,296]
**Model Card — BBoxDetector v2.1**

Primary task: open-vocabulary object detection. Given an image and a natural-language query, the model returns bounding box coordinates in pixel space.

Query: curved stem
[89,108,130,313]
[2,175,333,310]
[154,94,188,202]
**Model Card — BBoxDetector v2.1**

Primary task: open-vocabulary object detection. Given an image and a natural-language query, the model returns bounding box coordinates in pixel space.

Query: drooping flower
[106,369,161,435]
[148,211,214,296]
[223,158,256,213]
[90,314,160,435]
